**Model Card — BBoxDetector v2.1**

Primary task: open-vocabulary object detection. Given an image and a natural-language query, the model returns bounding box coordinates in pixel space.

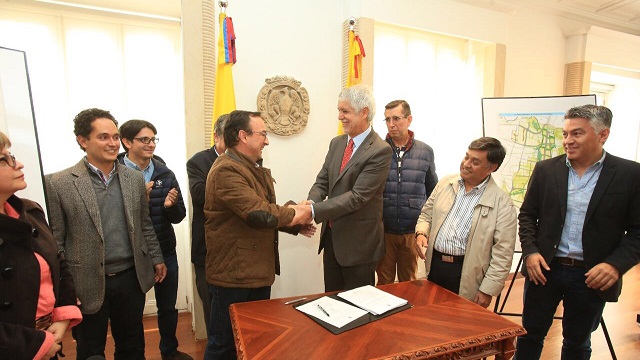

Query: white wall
[586,27,640,71]
[504,8,567,97]
[226,0,345,297]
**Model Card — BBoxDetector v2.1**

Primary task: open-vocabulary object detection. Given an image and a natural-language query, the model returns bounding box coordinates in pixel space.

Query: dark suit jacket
[186,147,219,267]
[519,153,640,302]
[45,160,164,314]
[308,129,392,267]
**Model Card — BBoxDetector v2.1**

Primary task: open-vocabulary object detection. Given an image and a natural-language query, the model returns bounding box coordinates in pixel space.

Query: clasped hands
[287,200,316,237]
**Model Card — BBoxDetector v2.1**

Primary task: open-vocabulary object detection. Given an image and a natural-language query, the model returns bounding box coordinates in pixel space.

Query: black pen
[284,297,307,305]
[317,304,330,317]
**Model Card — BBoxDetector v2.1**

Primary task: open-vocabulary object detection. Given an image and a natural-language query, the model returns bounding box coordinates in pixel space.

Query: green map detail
[499,116,565,205]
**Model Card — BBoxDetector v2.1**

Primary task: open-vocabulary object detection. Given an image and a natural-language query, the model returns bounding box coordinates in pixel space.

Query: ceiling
[453,0,640,36]
[9,1,640,37]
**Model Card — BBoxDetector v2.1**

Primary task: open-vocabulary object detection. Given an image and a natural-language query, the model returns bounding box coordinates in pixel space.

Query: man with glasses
[45,108,166,360]
[203,110,314,359]
[118,120,191,360]
[376,100,438,284]
[415,137,517,308]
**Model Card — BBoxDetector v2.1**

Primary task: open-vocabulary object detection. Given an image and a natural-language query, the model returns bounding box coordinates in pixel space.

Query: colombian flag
[212,13,236,145]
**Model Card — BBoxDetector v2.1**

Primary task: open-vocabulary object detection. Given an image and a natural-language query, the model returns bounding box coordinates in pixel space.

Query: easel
[493,251,617,360]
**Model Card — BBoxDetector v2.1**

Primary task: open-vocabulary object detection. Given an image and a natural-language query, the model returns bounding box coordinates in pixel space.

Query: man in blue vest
[377,100,437,284]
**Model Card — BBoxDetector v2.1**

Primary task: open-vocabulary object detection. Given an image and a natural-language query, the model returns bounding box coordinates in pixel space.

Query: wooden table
[230,280,525,359]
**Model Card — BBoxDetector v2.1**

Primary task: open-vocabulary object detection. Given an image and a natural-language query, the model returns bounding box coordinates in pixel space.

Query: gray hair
[564,105,612,133]
[214,114,228,136]
[338,84,376,122]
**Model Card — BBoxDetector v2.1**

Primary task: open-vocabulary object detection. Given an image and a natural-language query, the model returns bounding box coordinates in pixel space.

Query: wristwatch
[415,231,426,238]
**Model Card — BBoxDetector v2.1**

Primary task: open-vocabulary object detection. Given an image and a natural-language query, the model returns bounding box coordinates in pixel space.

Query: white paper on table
[296,296,368,328]
[337,285,408,315]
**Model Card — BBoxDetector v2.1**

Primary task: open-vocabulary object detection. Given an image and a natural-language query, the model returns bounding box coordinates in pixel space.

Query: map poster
[482,95,597,207]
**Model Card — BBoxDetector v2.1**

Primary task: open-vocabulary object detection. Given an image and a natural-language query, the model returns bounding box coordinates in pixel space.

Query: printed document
[296,296,368,328]
[338,285,408,315]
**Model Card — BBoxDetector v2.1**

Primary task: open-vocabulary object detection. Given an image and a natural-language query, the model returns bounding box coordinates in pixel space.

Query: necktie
[340,139,354,173]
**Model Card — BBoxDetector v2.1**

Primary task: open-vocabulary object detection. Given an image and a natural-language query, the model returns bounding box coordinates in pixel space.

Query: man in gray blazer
[304,85,392,291]
[45,108,166,360]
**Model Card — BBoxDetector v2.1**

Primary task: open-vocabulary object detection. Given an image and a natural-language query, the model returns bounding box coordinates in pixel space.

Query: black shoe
[161,350,194,360]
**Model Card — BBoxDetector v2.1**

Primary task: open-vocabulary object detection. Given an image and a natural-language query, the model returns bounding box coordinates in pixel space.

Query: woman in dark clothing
[0,131,82,359]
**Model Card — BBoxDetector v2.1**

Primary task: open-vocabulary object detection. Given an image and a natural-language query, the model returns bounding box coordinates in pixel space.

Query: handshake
[286,200,316,237]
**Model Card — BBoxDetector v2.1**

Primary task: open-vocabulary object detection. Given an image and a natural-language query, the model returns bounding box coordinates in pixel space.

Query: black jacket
[519,153,640,301]
[186,147,219,266]
[0,196,77,359]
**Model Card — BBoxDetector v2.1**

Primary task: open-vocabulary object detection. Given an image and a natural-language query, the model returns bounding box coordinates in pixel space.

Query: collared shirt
[346,125,372,162]
[84,157,117,185]
[123,154,155,183]
[433,176,490,256]
[558,151,606,260]
[310,126,373,219]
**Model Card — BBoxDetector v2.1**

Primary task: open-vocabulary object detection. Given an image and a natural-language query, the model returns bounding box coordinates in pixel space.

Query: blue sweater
[382,132,437,234]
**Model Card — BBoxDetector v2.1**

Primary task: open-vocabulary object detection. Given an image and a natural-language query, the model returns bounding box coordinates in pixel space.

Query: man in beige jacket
[415,137,517,308]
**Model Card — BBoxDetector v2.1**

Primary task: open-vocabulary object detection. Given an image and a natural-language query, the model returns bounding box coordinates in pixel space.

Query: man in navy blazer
[304,85,392,292]
[515,105,640,359]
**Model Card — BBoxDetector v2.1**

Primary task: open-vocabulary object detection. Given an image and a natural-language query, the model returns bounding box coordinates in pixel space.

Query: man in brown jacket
[203,110,313,360]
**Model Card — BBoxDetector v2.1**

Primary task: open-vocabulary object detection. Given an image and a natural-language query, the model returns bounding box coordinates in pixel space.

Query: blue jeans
[515,259,606,360]
[72,267,145,360]
[204,285,271,360]
[154,253,179,356]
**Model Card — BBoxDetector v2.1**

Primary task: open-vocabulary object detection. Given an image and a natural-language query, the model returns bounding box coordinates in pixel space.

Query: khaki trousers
[376,233,419,284]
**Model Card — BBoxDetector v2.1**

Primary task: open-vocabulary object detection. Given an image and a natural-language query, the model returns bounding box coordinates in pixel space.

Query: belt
[554,257,585,267]
[433,249,465,263]
[106,266,135,277]
[35,313,52,330]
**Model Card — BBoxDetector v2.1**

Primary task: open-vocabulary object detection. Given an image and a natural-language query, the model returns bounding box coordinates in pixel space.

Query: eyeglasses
[383,116,407,123]
[0,153,17,169]
[247,130,268,138]
[133,137,160,144]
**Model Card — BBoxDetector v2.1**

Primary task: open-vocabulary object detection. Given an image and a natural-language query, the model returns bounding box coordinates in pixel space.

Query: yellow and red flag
[339,29,366,135]
[347,30,365,87]
[212,12,236,145]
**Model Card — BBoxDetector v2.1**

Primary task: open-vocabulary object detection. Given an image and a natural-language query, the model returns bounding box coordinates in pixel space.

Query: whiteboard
[0,46,47,213]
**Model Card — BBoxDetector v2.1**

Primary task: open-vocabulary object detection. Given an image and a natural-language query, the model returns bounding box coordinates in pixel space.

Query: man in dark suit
[515,105,640,359]
[304,85,392,292]
[45,108,167,360]
[186,114,227,333]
